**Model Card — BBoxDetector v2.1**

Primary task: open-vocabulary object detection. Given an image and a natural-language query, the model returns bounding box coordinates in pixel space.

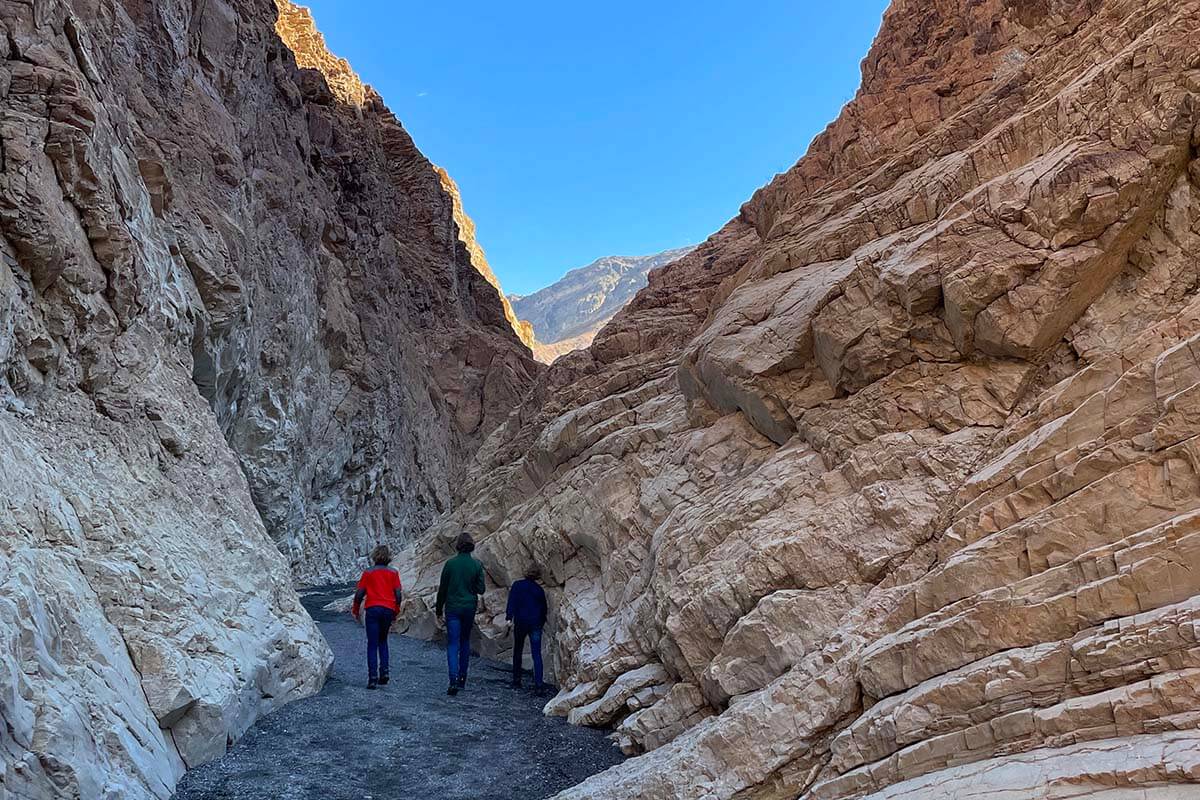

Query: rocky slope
[404,0,1200,798]
[511,247,694,362]
[0,0,534,797]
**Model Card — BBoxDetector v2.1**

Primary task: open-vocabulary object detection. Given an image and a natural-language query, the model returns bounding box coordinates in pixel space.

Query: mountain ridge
[0,0,537,795]
[510,245,695,362]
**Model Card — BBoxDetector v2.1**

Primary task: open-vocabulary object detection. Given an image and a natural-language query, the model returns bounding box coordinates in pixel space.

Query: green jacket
[435,553,486,615]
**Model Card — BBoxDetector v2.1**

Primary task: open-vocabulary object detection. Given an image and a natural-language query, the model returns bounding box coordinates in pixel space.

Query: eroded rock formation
[0,0,534,796]
[405,0,1200,797]
[244,1,536,582]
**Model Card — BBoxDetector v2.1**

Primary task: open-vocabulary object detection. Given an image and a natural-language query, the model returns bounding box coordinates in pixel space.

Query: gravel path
[173,586,624,799]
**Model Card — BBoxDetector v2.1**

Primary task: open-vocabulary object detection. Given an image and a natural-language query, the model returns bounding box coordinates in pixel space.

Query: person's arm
[435,562,449,618]
[393,571,403,610]
[505,584,515,622]
[351,574,367,620]
[537,584,548,628]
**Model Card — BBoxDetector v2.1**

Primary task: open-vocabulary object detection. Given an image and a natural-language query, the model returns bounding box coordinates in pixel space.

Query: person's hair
[370,544,392,565]
[454,532,475,553]
[524,563,542,580]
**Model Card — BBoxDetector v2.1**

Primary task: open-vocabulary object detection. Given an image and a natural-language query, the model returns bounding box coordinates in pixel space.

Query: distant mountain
[511,246,696,362]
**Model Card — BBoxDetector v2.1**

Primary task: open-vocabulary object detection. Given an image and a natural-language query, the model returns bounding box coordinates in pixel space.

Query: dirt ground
[172,586,625,799]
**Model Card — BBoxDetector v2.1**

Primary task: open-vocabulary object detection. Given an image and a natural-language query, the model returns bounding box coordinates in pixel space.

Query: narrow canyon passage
[172,588,623,800]
[10,1,1200,798]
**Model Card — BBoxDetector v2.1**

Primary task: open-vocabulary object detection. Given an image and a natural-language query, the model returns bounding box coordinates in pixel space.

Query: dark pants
[365,606,395,680]
[445,608,475,684]
[512,623,544,686]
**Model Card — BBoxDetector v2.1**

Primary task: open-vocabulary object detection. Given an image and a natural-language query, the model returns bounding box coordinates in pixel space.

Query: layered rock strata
[250,2,536,581]
[0,0,534,797]
[405,1,1200,798]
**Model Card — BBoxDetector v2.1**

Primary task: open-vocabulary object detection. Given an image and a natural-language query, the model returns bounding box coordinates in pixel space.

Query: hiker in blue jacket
[506,564,548,689]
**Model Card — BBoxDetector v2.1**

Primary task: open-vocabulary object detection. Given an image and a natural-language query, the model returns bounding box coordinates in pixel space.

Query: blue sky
[301,1,889,295]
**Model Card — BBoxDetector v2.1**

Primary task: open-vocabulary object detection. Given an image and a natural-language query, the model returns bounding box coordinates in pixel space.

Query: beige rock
[401,2,1200,798]
[563,664,670,727]
[6,0,1200,796]
[704,585,866,703]
[613,682,713,755]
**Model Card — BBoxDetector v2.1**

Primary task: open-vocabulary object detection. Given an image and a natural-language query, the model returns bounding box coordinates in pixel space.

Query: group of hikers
[350,533,547,695]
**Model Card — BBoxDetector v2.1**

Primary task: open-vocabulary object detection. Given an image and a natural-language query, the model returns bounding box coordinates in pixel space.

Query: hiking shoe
[367,679,378,690]
[511,679,522,689]
[378,674,389,686]
[456,675,467,689]
[447,684,458,696]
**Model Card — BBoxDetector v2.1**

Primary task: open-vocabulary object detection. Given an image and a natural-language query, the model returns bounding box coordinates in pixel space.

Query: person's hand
[352,609,361,625]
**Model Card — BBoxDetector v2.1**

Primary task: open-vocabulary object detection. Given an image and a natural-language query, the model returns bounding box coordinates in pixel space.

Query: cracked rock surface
[402,1,1200,798]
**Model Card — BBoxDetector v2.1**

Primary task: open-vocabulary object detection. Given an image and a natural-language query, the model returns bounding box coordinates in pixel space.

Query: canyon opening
[3,1,1200,799]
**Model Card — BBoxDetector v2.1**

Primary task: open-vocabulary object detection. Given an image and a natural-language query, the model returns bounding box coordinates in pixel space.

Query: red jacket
[353,566,402,614]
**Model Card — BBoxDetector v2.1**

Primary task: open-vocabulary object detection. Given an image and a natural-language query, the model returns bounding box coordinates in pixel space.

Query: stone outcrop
[0,0,535,797]
[510,246,695,363]
[404,0,1200,798]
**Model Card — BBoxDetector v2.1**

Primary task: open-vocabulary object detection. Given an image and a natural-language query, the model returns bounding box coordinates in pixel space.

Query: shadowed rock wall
[0,0,535,796]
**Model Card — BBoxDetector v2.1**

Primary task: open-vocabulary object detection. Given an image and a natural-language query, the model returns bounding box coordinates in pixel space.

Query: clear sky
[300,1,890,296]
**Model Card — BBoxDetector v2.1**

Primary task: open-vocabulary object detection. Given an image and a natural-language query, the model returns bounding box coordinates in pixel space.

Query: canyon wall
[0,0,534,796]
[406,0,1200,797]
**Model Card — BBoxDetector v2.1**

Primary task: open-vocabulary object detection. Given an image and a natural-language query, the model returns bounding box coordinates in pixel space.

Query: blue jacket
[505,579,547,629]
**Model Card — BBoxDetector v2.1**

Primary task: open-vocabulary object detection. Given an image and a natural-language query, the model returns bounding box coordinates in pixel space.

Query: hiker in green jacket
[435,532,486,696]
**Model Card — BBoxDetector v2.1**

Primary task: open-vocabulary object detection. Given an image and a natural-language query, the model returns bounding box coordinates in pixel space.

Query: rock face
[0,0,534,797]
[510,247,695,363]
[404,1,1200,798]
[247,2,536,582]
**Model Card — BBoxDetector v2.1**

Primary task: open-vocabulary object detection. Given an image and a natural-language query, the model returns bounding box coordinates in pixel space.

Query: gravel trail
[173,586,624,799]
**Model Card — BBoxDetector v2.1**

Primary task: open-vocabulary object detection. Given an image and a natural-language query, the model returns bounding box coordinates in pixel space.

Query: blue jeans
[365,606,395,680]
[512,624,543,686]
[445,608,475,684]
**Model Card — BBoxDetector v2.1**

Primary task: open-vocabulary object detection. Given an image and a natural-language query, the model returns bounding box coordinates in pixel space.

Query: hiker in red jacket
[352,545,403,690]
